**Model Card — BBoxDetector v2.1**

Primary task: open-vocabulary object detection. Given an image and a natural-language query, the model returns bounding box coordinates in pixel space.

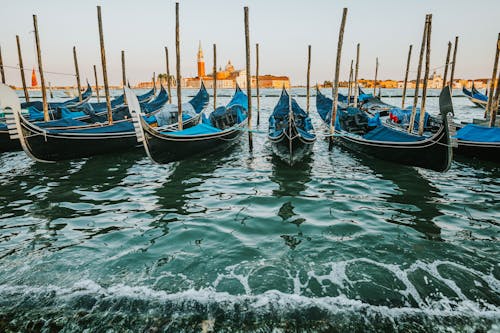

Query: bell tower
[197,41,205,78]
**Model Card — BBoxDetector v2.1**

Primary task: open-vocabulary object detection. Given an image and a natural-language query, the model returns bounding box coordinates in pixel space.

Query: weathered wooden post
[16,35,30,102]
[485,33,500,120]
[489,68,500,127]
[353,43,360,108]
[408,15,429,133]
[306,44,311,113]
[373,57,378,96]
[401,44,412,108]
[73,46,82,102]
[49,81,54,99]
[96,6,113,124]
[152,72,156,95]
[449,36,459,95]
[121,50,127,88]
[165,46,172,103]
[175,2,183,130]
[0,46,5,84]
[213,43,217,109]
[121,50,128,104]
[244,6,253,150]
[93,64,100,103]
[347,59,353,104]
[329,7,348,151]
[256,43,260,124]
[442,41,452,88]
[418,14,432,136]
[33,15,49,121]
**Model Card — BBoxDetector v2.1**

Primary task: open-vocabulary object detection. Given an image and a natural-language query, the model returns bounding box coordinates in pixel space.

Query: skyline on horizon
[1,0,499,88]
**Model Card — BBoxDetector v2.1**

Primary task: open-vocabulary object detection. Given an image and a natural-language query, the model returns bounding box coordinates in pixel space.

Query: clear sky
[0,0,499,87]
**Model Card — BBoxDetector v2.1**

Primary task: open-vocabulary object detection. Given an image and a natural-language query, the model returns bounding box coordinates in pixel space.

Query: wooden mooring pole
[165,46,172,103]
[418,14,432,136]
[347,59,353,105]
[306,44,311,113]
[16,35,30,102]
[0,45,5,84]
[408,15,429,134]
[401,45,412,109]
[93,64,100,103]
[329,8,348,151]
[353,43,360,108]
[256,43,260,124]
[213,43,217,109]
[175,2,183,130]
[373,57,378,96]
[485,33,500,120]
[73,46,82,102]
[244,6,252,151]
[96,6,113,125]
[33,14,49,121]
[449,36,459,95]
[443,41,452,88]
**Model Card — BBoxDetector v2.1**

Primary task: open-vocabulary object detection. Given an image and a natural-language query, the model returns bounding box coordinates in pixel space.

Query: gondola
[268,88,316,165]
[130,85,247,164]
[453,123,500,163]
[3,83,208,162]
[316,86,453,172]
[462,84,488,108]
[21,83,93,111]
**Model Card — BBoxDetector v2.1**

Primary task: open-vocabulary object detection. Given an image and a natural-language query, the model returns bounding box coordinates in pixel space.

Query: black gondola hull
[269,127,315,166]
[0,130,21,152]
[454,140,500,163]
[143,123,245,164]
[336,125,452,172]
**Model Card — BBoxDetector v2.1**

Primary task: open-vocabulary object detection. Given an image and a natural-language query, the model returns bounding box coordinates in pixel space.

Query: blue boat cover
[47,121,134,134]
[463,87,488,102]
[60,107,86,119]
[362,125,425,142]
[36,118,89,128]
[28,106,46,121]
[188,82,210,113]
[0,122,7,130]
[455,124,500,142]
[389,107,429,130]
[167,123,222,136]
[141,85,169,113]
[269,89,315,139]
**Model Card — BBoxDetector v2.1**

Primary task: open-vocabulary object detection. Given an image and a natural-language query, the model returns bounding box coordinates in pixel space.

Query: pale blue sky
[0,0,499,86]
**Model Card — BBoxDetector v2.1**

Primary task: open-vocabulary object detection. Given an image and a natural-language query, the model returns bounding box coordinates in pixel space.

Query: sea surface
[0,88,499,332]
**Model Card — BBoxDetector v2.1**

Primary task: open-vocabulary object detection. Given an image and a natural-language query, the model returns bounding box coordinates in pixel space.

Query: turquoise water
[0,89,499,332]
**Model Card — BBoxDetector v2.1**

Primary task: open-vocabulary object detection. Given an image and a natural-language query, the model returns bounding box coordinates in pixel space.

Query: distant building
[183,42,289,89]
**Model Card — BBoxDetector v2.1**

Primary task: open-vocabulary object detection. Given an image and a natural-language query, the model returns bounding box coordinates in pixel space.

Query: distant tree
[323,80,332,88]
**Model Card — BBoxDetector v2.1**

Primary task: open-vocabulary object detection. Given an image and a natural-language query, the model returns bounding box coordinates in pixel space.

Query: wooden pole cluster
[256,43,260,124]
[306,45,311,113]
[244,6,252,150]
[418,14,432,136]
[73,46,82,102]
[0,46,5,84]
[164,47,172,103]
[353,43,360,108]
[213,43,217,109]
[93,64,100,103]
[449,36,459,95]
[485,33,500,120]
[408,15,429,134]
[442,41,452,88]
[16,35,30,102]
[96,6,113,125]
[329,7,348,151]
[33,14,49,122]
[401,44,412,109]
[373,57,378,96]
[347,59,353,104]
[175,2,183,130]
